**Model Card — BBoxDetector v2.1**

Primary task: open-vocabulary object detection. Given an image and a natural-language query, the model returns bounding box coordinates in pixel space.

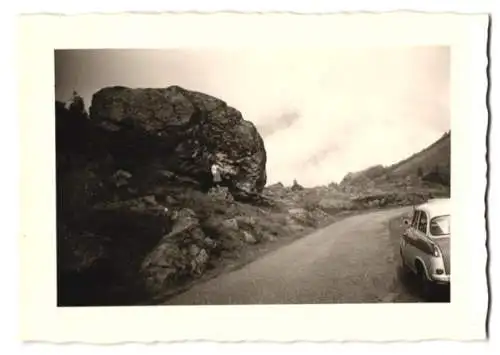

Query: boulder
[89,85,267,198]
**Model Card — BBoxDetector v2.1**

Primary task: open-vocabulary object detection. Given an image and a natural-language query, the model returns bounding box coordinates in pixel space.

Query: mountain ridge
[340,131,450,189]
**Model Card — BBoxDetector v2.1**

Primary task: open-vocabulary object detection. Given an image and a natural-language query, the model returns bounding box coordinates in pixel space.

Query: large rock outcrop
[140,208,213,295]
[89,85,267,198]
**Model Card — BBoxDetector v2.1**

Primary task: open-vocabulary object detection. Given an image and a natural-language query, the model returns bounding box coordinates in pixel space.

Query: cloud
[256,111,301,138]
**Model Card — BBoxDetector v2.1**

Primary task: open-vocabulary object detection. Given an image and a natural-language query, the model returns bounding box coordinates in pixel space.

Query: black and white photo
[55,47,451,306]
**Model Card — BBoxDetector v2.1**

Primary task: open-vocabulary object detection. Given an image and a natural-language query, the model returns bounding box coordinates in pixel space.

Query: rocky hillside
[56,87,342,306]
[339,131,451,206]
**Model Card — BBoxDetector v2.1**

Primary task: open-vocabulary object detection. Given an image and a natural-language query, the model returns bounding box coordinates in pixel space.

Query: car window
[430,215,450,236]
[411,210,420,229]
[418,211,428,234]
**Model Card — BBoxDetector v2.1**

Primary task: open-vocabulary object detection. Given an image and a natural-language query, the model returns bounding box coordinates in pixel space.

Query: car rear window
[417,212,428,234]
[411,210,420,228]
[430,215,450,236]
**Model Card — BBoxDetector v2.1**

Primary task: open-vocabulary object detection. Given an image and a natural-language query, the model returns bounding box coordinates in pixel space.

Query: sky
[54,47,450,187]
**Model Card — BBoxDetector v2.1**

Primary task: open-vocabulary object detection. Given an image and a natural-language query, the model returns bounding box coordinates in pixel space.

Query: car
[399,198,450,299]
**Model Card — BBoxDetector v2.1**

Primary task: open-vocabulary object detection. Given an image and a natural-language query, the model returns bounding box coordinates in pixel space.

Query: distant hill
[341,131,451,189]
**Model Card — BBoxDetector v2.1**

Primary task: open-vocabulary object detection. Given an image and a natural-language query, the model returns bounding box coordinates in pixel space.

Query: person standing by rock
[211,161,223,188]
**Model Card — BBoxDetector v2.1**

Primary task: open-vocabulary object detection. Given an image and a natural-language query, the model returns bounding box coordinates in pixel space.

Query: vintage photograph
[55,47,451,307]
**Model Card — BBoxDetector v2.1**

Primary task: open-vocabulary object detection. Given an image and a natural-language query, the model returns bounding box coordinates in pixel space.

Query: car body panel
[400,199,450,287]
[434,237,450,274]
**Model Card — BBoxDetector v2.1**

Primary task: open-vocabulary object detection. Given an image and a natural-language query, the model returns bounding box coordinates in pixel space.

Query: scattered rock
[221,218,239,231]
[203,237,217,249]
[142,195,157,206]
[114,169,132,178]
[165,196,177,205]
[158,170,175,179]
[242,231,257,244]
[288,208,311,224]
[235,216,256,228]
[262,234,278,243]
[208,186,234,202]
[111,169,132,187]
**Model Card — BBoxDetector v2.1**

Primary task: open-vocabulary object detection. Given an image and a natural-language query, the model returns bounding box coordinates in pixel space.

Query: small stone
[222,218,239,231]
[242,231,257,244]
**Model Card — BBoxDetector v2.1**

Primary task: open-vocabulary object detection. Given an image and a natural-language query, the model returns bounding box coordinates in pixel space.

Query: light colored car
[399,198,450,297]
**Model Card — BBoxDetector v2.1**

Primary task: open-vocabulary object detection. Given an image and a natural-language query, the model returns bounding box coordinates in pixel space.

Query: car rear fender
[414,257,431,280]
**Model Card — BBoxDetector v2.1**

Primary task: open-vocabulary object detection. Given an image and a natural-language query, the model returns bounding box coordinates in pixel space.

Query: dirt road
[165,207,442,305]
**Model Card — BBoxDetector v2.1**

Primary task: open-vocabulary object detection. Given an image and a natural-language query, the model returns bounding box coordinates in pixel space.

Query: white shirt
[211,164,221,175]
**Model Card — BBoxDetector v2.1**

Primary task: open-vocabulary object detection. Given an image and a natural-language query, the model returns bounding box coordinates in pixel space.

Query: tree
[291,178,304,191]
[68,90,88,119]
[417,167,423,178]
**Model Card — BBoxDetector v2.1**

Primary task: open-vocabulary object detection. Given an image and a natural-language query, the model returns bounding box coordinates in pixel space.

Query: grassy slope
[341,131,451,188]
[380,131,450,180]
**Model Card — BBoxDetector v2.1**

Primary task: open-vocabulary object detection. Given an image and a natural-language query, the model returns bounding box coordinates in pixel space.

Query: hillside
[379,131,450,184]
[341,131,451,189]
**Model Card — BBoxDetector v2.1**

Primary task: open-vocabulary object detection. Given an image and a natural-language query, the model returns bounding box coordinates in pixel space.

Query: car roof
[415,198,450,218]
